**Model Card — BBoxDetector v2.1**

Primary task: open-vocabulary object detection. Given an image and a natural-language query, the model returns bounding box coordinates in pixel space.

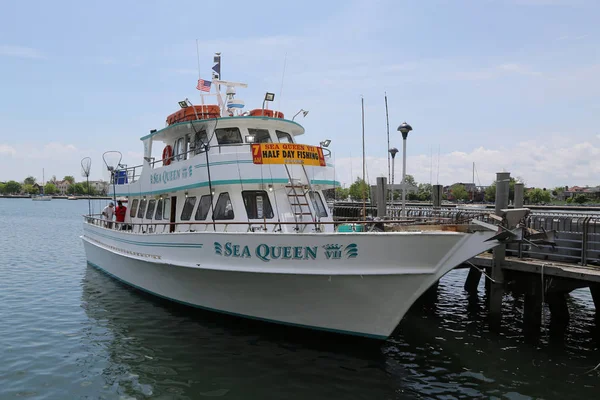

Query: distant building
[89,180,108,195]
[564,186,600,199]
[56,180,70,195]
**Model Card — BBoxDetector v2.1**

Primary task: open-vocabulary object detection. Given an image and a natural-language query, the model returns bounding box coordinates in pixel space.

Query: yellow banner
[251,143,326,167]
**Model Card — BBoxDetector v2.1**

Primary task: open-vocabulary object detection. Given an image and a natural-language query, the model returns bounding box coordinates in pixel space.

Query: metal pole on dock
[432,185,443,209]
[490,172,510,325]
[376,177,387,218]
[397,123,413,217]
[514,182,524,208]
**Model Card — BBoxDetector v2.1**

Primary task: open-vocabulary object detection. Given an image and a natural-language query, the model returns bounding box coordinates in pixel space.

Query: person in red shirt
[115,200,127,229]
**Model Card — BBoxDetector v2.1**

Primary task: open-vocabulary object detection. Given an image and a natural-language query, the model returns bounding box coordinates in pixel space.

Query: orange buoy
[162,145,173,166]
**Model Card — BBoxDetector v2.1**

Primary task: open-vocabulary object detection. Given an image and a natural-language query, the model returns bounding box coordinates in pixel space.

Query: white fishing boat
[81,67,516,339]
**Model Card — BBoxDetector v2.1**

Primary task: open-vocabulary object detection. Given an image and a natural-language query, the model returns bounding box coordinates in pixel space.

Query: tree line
[0,175,99,195]
[333,175,595,205]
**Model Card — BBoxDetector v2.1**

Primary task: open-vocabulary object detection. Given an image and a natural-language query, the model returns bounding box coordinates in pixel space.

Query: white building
[89,180,108,195]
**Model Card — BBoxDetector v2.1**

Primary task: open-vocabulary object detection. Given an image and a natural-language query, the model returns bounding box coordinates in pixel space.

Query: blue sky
[1,0,598,188]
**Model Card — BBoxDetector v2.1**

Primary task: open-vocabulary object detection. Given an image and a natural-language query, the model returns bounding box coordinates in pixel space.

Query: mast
[385,93,390,190]
[361,96,366,221]
[472,162,475,200]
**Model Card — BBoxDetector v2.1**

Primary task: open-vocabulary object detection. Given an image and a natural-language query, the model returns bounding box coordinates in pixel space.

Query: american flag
[196,78,211,92]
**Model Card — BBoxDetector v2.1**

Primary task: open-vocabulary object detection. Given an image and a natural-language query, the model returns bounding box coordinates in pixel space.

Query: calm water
[1,199,599,399]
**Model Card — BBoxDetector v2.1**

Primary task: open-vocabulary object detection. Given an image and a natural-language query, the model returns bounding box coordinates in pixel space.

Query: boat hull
[81,225,497,339]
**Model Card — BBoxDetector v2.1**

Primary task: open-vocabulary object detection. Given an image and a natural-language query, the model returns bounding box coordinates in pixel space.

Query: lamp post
[397,122,413,217]
[388,148,398,209]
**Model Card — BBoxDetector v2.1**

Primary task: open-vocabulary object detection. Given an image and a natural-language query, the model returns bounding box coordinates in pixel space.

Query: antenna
[436,145,440,185]
[81,157,92,216]
[384,92,390,189]
[278,52,287,111]
[102,151,122,204]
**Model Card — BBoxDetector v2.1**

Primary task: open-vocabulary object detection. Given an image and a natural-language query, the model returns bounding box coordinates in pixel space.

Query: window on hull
[213,193,234,220]
[215,128,242,145]
[194,195,212,221]
[163,198,171,220]
[137,199,147,219]
[309,191,328,217]
[242,190,274,219]
[276,130,293,143]
[130,199,139,218]
[248,128,272,143]
[193,130,209,154]
[145,199,156,220]
[181,196,197,221]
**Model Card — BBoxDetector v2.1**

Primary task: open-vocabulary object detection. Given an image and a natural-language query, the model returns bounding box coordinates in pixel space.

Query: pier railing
[332,204,600,266]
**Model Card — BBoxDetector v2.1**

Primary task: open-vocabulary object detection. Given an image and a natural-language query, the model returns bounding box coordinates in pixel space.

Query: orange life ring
[162,145,173,166]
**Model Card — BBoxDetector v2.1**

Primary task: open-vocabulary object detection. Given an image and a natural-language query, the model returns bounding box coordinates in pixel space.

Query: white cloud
[0,144,17,156]
[334,135,600,189]
[0,45,44,59]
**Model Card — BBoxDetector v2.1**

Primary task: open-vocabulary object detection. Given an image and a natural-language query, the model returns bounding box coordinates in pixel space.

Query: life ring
[162,145,173,166]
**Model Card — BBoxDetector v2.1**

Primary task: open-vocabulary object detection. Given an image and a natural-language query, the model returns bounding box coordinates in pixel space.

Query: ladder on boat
[283,164,319,232]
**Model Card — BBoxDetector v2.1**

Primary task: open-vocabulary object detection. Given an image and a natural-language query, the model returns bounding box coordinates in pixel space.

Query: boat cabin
[106,82,336,234]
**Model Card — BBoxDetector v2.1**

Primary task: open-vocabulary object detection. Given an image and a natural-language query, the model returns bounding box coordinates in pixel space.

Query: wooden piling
[464,266,482,294]
[591,284,600,311]
[523,275,543,339]
[490,172,510,325]
[546,291,570,328]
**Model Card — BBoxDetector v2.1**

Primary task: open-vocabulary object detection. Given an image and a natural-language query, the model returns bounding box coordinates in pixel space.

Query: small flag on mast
[196,78,211,92]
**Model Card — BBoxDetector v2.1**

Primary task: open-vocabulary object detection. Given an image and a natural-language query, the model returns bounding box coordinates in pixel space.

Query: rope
[466,261,504,284]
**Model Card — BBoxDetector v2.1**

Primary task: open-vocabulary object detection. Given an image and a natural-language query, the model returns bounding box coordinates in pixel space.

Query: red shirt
[115,205,127,222]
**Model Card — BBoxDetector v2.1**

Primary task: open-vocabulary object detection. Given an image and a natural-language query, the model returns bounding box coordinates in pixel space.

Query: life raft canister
[248,109,284,119]
[165,105,221,125]
[162,145,173,166]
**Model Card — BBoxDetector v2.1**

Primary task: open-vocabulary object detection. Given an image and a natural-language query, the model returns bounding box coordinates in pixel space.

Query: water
[1,199,599,399]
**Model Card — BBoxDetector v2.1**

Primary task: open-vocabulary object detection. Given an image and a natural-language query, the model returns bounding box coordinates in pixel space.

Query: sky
[1,0,598,189]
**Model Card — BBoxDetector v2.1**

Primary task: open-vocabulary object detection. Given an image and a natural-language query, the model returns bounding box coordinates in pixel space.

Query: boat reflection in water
[80,265,411,399]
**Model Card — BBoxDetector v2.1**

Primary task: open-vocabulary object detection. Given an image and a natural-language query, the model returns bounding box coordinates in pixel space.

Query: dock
[332,172,600,339]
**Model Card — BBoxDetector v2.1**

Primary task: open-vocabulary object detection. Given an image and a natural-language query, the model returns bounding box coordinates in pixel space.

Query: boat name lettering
[150,166,193,184]
[213,242,357,262]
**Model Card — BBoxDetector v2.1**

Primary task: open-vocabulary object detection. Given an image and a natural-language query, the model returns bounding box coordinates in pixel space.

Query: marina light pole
[397,122,413,217]
[388,147,398,209]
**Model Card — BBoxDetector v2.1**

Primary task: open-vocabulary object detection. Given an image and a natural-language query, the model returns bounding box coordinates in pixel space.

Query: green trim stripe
[140,116,305,141]
[86,260,387,340]
[114,178,340,196]
[87,229,204,248]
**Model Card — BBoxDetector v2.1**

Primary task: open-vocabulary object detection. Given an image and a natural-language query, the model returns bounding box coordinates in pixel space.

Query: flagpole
[196,40,205,105]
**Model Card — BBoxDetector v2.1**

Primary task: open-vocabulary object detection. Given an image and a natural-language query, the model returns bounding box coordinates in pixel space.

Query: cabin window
[242,190,274,219]
[194,130,209,154]
[163,198,171,220]
[248,128,272,143]
[174,137,185,161]
[137,199,147,219]
[155,199,163,220]
[145,199,156,220]
[215,127,242,145]
[130,199,139,218]
[181,196,197,221]
[194,195,212,221]
[213,193,234,220]
[276,130,293,143]
[309,191,328,217]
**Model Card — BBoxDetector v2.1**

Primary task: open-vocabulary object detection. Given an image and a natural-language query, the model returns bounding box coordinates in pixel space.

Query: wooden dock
[463,253,600,337]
